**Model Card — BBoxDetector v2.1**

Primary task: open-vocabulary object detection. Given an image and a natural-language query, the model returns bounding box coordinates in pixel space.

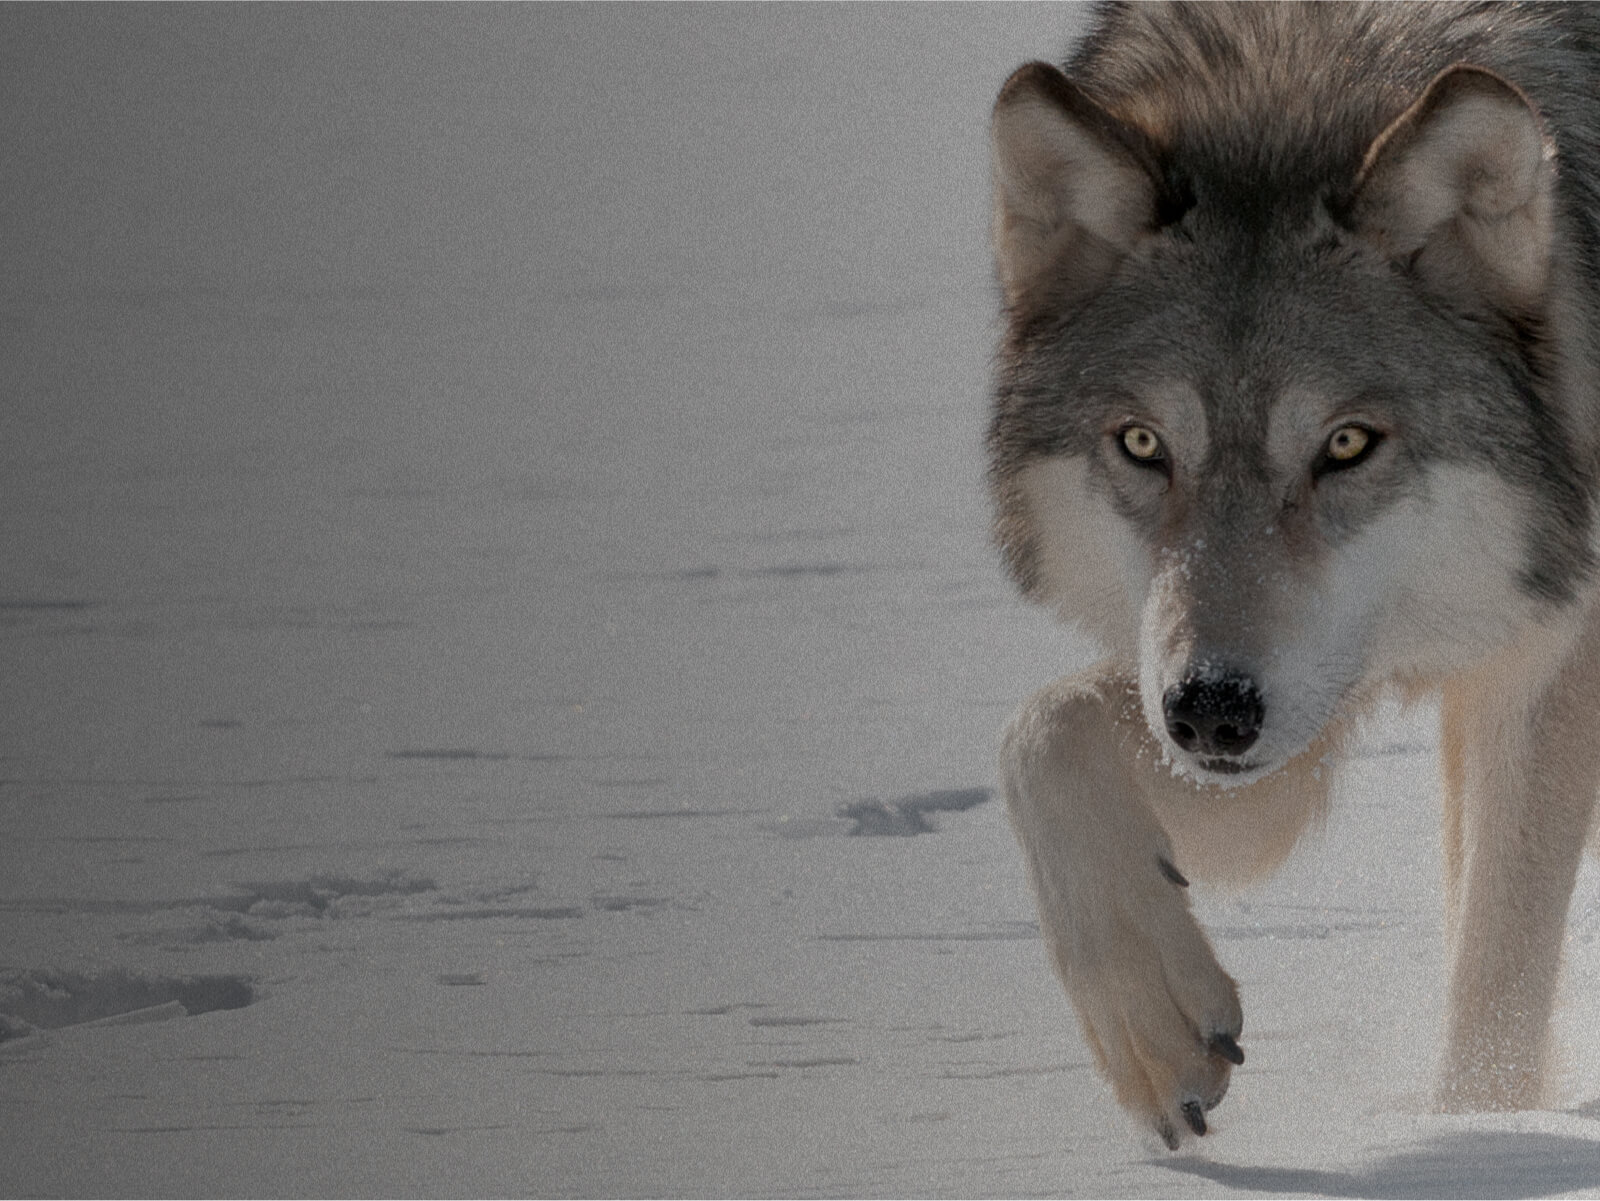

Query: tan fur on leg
[1001,660,1337,1142]
[1438,601,1600,1110]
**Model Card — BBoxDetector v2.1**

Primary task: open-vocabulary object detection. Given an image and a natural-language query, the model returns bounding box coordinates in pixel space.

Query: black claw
[1157,856,1190,888]
[1157,1116,1179,1151]
[1181,1100,1207,1137]
[1209,1032,1245,1065]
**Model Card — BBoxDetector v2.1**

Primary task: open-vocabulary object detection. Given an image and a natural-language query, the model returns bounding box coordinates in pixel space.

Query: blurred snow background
[4,5,1600,1196]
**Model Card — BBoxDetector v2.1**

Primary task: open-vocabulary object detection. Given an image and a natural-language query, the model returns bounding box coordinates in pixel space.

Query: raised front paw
[1060,871,1244,1148]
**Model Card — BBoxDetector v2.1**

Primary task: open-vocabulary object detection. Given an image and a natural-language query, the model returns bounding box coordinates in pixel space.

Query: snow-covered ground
[5,5,1600,1197]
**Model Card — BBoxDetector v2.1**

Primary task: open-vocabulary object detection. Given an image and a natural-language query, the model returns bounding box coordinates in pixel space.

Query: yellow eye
[1326,425,1371,463]
[1121,425,1163,462]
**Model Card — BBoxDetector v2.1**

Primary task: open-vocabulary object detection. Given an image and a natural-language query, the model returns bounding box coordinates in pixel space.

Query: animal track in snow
[838,788,992,836]
[0,969,256,1044]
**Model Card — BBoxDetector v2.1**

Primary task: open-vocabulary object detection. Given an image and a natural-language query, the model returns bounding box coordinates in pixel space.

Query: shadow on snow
[1163,1130,1600,1199]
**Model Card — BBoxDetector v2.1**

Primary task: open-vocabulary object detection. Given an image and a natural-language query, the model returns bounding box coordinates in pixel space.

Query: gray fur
[988,4,1600,1142]
[990,0,1600,605]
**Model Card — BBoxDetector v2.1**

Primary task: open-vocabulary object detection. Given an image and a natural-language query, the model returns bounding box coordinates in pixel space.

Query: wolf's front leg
[1003,661,1335,1143]
[1438,606,1600,1111]
[1001,665,1245,1147]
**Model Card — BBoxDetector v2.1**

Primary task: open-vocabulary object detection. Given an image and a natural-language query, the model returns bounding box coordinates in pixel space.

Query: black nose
[1162,671,1264,757]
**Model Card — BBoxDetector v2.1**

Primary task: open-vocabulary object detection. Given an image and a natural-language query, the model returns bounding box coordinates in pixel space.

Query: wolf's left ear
[1350,64,1555,312]
[991,62,1159,315]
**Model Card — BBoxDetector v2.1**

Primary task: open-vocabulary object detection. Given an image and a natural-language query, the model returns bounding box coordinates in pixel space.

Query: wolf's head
[988,55,1595,785]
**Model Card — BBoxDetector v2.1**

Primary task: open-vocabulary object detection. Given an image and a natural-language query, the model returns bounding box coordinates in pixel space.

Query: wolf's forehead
[1137,383,1210,445]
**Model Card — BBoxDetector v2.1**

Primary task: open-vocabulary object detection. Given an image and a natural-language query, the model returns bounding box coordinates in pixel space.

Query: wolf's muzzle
[1162,671,1264,759]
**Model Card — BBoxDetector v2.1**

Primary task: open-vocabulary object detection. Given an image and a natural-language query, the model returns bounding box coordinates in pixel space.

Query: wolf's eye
[1320,425,1379,472]
[1120,424,1165,465]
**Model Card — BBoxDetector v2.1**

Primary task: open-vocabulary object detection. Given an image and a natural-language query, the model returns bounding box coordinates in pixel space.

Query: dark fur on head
[989,1,1600,608]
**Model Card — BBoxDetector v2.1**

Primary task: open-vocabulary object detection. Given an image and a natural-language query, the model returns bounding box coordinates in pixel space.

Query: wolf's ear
[991,62,1158,315]
[1350,65,1554,312]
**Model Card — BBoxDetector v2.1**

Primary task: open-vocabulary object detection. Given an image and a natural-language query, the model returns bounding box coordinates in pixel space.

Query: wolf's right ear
[991,63,1159,315]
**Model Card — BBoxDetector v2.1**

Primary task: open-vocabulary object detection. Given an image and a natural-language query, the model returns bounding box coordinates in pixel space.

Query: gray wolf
[988,0,1600,1148]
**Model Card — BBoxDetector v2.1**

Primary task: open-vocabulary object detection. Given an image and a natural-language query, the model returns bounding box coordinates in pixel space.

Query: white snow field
[5,5,1600,1197]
